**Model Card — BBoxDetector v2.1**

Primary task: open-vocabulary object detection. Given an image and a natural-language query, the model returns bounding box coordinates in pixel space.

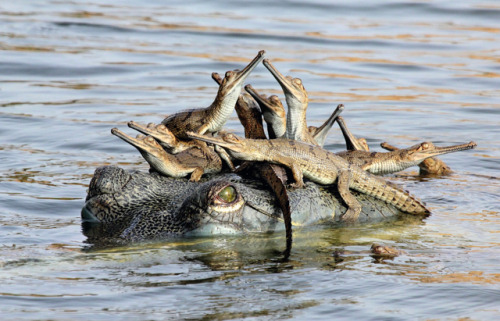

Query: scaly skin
[82,166,411,244]
[127,121,200,154]
[244,84,287,139]
[212,72,267,140]
[111,128,222,181]
[336,116,370,152]
[308,104,345,147]
[380,142,453,175]
[337,141,476,175]
[187,132,430,222]
[161,50,265,139]
[263,59,317,145]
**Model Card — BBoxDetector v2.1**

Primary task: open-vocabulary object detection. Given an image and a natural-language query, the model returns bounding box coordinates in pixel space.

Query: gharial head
[263,59,308,106]
[187,131,261,161]
[244,84,286,120]
[81,166,286,244]
[404,141,477,162]
[111,128,165,158]
[217,50,265,97]
[127,121,177,148]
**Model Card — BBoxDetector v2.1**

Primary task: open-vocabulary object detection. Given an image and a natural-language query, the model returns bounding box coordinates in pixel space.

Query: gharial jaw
[405,141,477,163]
[310,104,345,147]
[336,116,369,152]
[245,84,286,119]
[127,121,177,149]
[263,58,312,143]
[111,128,166,159]
[208,50,265,133]
[244,84,286,138]
[186,131,265,162]
[216,50,265,100]
[262,59,308,107]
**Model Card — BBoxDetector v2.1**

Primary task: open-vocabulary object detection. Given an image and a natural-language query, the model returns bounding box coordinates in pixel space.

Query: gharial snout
[82,166,132,224]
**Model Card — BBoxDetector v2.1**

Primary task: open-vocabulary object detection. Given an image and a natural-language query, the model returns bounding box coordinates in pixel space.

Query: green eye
[218,186,237,203]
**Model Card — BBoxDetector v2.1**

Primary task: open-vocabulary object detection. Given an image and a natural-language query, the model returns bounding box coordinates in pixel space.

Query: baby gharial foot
[214,145,235,171]
[189,167,204,182]
[289,181,305,189]
[289,163,305,189]
[337,169,362,222]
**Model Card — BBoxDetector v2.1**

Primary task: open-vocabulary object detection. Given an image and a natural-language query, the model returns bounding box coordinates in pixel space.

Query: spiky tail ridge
[350,169,430,215]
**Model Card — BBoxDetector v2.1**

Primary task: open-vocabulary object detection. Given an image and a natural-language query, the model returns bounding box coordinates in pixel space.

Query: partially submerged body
[335,115,475,175]
[337,141,476,175]
[82,166,409,244]
[370,243,403,258]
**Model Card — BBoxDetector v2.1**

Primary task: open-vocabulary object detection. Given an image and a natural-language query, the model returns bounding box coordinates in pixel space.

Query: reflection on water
[1,0,499,319]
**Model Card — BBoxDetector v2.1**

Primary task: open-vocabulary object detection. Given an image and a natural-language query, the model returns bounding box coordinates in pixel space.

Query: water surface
[1,1,499,320]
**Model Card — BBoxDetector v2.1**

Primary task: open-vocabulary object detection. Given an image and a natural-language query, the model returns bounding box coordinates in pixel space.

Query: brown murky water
[1,1,499,319]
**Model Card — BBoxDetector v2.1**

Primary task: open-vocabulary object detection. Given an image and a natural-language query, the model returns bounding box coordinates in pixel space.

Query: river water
[1,1,499,320]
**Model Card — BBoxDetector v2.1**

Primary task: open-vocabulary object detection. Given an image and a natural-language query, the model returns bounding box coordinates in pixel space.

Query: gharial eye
[270,95,280,103]
[217,185,237,203]
[209,183,245,214]
[223,133,238,143]
[293,78,302,86]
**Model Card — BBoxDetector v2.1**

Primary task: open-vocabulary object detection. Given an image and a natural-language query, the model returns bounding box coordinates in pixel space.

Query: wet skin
[82,166,411,244]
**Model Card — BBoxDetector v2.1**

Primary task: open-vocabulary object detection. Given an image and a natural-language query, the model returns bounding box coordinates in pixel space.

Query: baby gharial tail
[349,169,430,216]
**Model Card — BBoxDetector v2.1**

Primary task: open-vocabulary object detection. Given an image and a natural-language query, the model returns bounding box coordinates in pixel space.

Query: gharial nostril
[81,204,101,224]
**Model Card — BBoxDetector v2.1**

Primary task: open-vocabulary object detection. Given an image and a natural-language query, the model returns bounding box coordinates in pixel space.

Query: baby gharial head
[405,141,477,162]
[217,50,265,97]
[263,59,308,105]
[154,124,177,141]
[141,135,163,149]
[186,131,255,160]
[215,132,256,159]
[219,132,243,144]
[409,141,436,154]
[287,76,307,97]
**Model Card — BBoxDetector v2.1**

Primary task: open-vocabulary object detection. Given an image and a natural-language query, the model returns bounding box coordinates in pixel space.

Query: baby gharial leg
[214,145,235,171]
[337,169,362,222]
[289,163,305,188]
[188,167,205,182]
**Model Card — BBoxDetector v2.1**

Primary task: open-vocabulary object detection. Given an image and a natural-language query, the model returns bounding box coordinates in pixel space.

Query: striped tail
[350,169,430,215]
